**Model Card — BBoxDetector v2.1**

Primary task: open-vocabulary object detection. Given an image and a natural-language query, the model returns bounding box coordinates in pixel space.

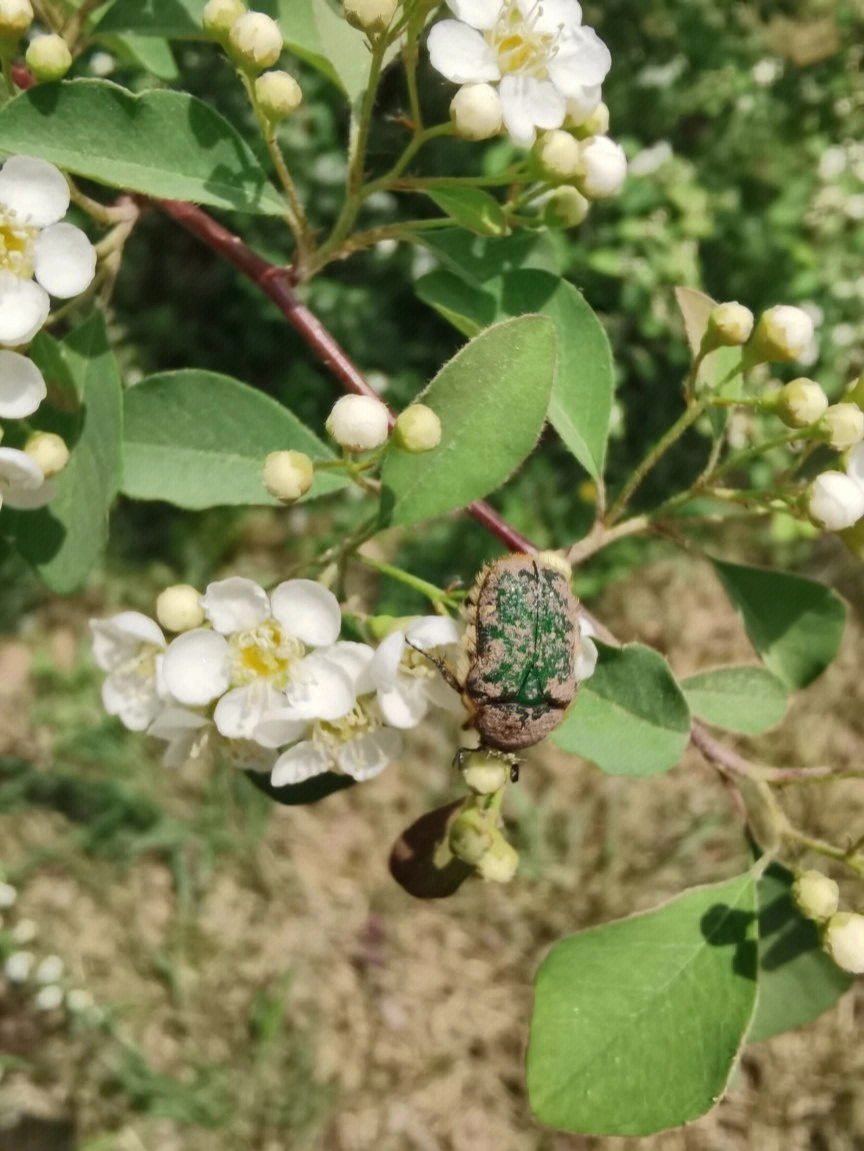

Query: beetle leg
[405,639,462,691]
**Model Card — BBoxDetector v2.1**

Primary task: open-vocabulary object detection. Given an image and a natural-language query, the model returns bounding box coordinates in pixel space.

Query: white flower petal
[320,640,375,685]
[0,446,46,498]
[32,223,96,299]
[148,707,209,740]
[0,156,69,228]
[213,681,284,740]
[425,671,463,712]
[404,615,462,649]
[337,729,401,781]
[201,577,270,634]
[428,20,500,84]
[499,74,565,147]
[270,579,341,646]
[846,443,864,488]
[0,351,46,418]
[368,631,406,690]
[90,612,165,671]
[161,629,231,706]
[252,708,309,749]
[565,83,602,125]
[0,272,50,347]
[377,676,431,729]
[281,655,355,720]
[271,741,332,787]
[446,0,504,29]
[548,27,611,95]
[574,634,598,681]
[102,671,162,731]
[4,475,55,508]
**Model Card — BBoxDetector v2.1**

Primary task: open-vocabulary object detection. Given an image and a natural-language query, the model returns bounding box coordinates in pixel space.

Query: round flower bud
[449,83,502,141]
[4,950,34,982]
[202,0,246,35]
[576,136,627,199]
[24,432,68,478]
[0,0,32,38]
[458,750,509,795]
[824,911,864,974]
[254,70,302,120]
[393,404,441,453]
[793,870,840,923]
[751,305,814,363]
[703,302,755,350]
[543,185,590,228]
[536,129,581,182]
[326,394,390,452]
[156,584,205,633]
[448,807,494,865]
[0,880,16,909]
[822,402,864,451]
[35,955,64,984]
[807,470,864,531]
[777,378,828,427]
[261,449,314,501]
[577,102,609,139]
[25,34,72,81]
[228,11,283,70]
[343,0,398,34]
[476,832,519,883]
[34,984,63,1012]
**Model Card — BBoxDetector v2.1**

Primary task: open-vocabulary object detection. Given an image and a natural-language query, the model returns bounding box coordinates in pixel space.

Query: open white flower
[0,156,96,346]
[268,703,403,786]
[147,706,212,769]
[428,0,611,146]
[365,615,463,728]
[90,612,169,731]
[0,445,54,509]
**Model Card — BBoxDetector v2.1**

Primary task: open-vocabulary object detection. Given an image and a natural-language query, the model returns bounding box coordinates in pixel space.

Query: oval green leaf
[551,642,691,776]
[122,370,345,509]
[527,875,758,1136]
[713,559,847,690]
[0,80,285,216]
[749,862,852,1044]
[425,188,507,236]
[682,666,788,733]
[380,315,557,526]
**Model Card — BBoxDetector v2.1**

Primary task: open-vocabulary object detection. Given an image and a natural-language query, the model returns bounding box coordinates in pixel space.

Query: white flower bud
[34,984,63,1011]
[576,136,627,199]
[261,449,314,501]
[824,912,864,974]
[35,955,63,984]
[254,69,302,119]
[577,102,609,138]
[228,11,283,70]
[24,432,69,478]
[202,0,246,35]
[156,584,205,633]
[25,34,72,81]
[0,880,16,909]
[4,950,34,982]
[476,832,519,883]
[458,750,508,795]
[393,404,441,452]
[751,305,815,363]
[807,470,864,531]
[449,83,502,141]
[822,402,864,451]
[326,394,390,452]
[704,302,754,349]
[0,0,32,38]
[777,378,828,427]
[343,0,398,34]
[536,130,582,182]
[564,85,602,129]
[66,988,94,1013]
[543,185,590,228]
[11,918,36,944]
[793,870,840,922]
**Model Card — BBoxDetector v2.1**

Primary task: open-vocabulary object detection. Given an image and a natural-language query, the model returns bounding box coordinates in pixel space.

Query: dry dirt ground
[1,549,864,1150]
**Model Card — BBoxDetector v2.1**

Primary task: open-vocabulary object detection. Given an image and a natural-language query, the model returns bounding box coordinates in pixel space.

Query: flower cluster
[91,578,462,786]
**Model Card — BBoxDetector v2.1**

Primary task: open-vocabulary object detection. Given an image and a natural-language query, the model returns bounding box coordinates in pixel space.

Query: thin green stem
[310,217,453,273]
[355,552,454,608]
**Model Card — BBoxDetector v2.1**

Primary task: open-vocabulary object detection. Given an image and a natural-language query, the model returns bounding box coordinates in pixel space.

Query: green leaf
[99,32,180,80]
[527,875,758,1136]
[243,770,354,806]
[0,80,285,216]
[121,370,346,509]
[681,666,788,734]
[421,229,565,287]
[712,559,847,690]
[425,188,507,236]
[417,268,613,478]
[380,315,557,526]
[749,863,852,1044]
[6,314,122,592]
[94,0,208,37]
[551,642,691,776]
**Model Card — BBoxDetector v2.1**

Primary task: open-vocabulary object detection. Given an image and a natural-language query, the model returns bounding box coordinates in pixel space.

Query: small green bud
[450,83,502,140]
[343,0,398,34]
[24,431,68,478]
[254,69,302,120]
[542,185,590,228]
[793,870,840,922]
[261,449,314,502]
[535,129,581,182]
[702,302,755,352]
[228,11,283,70]
[25,33,72,81]
[0,0,32,38]
[776,377,828,427]
[393,404,441,453]
[202,0,246,35]
[448,807,494,866]
[821,402,864,451]
[824,911,864,974]
[475,831,519,883]
[156,584,205,633]
[458,750,508,795]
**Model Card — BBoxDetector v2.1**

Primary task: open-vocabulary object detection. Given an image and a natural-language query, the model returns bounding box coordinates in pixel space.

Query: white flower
[268,704,402,786]
[35,955,63,984]
[428,0,611,147]
[0,156,96,346]
[34,984,64,1011]
[0,351,45,418]
[807,470,864,531]
[365,615,462,729]
[147,706,212,769]
[574,616,598,681]
[4,950,34,982]
[90,612,168,731]
[0,445,55,509]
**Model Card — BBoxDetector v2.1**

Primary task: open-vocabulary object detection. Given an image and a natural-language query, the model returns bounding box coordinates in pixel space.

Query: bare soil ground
[1,549,864,1150]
